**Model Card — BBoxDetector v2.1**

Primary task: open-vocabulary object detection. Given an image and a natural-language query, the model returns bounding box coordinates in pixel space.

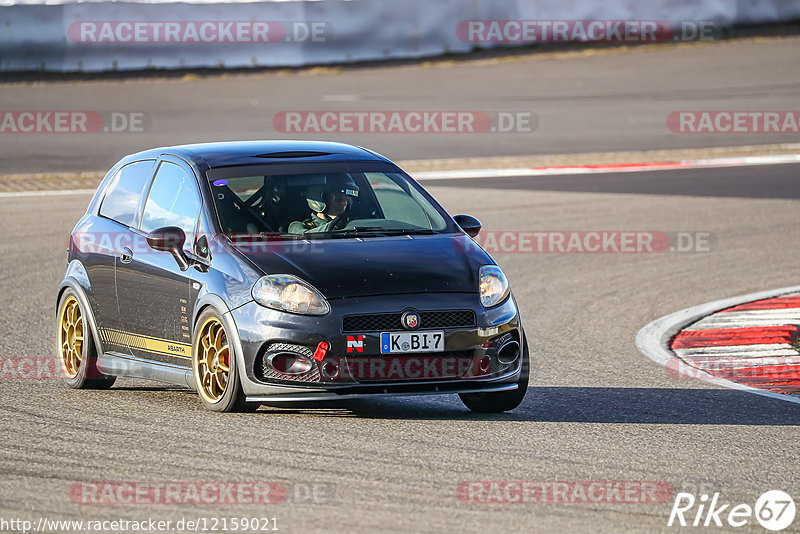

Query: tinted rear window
[98,160,154,227]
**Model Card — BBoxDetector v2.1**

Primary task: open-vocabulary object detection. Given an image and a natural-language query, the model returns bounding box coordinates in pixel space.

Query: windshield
[206,164,451,239]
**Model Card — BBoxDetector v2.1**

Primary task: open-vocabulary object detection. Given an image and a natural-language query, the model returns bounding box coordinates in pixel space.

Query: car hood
[232,233,492,299]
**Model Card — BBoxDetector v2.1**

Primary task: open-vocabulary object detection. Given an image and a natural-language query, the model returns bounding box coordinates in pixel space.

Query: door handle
[119,247,133,264]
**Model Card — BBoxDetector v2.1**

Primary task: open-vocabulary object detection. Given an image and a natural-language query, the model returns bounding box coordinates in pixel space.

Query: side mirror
[146,226,190,271]
[454,214,482,238]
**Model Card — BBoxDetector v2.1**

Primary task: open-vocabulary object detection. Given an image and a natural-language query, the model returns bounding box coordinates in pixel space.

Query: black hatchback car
[56,141,528,412]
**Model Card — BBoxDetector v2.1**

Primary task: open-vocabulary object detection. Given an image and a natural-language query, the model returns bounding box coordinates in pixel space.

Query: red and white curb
[414,153,800,181]
[636,285,800,405]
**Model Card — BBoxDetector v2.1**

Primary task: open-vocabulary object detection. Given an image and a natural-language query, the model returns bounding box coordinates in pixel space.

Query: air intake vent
[342,310,476,333]
[253,151,332,158]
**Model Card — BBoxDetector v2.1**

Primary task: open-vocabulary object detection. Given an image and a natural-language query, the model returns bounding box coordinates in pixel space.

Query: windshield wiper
[328,226,438,237]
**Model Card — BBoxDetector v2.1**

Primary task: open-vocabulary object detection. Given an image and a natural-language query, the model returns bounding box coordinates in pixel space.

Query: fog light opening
[496,340,520,365]
[268,353,313,375]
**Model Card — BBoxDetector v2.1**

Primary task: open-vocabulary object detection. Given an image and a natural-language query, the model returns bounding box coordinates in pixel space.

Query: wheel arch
[57,273,104,357]
[191,294,249,388]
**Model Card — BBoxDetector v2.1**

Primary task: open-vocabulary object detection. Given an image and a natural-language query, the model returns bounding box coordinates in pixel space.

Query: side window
[140,162,202,245]
[98,160,154,227]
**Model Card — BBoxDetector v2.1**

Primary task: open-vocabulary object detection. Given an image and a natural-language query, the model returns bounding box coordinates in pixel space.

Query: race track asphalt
[1,162,798,532]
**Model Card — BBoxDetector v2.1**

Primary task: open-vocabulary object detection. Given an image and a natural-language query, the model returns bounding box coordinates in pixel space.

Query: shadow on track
[112,385,191,392]
[103,382,800,424]
[258,387,800,425]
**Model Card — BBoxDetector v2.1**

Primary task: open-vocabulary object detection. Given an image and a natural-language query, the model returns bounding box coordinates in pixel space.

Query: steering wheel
[328,203,354,231]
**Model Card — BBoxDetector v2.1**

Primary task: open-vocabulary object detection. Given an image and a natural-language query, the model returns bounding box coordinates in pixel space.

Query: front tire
[56,288,116,389]
[192,308,257,412]
[459,334,529,413]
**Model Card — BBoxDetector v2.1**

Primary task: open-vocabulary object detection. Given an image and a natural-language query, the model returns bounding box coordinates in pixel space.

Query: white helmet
[306,174,359,213]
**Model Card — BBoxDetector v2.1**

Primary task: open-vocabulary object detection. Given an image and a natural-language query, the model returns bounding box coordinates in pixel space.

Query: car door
[88,159,156,354]
[114,157,203,367]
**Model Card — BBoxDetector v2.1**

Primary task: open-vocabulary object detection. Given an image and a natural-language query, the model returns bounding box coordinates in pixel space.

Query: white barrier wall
[1,0,799,72]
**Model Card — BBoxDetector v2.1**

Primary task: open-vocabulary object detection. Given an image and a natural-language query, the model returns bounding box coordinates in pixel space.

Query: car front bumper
[228,292,524,401]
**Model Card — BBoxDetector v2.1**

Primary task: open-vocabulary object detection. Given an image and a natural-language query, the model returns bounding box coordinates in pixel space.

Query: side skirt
[97,352,194,389]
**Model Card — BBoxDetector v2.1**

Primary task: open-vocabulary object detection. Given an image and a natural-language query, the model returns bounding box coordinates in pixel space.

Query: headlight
[252,275,330,315]
[479,265,510,308]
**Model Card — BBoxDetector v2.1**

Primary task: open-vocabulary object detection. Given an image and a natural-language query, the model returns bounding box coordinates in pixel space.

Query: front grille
[420,310,476,329]
[342,313,397,333]
[342,310,476,333]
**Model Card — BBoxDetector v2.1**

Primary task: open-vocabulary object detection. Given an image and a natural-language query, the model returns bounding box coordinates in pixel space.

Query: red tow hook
[313,341,330,362]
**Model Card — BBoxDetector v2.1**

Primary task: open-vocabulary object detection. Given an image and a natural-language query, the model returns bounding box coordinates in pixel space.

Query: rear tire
[459,333,529,413]
[192,308,258,413]
[56,288,116,389]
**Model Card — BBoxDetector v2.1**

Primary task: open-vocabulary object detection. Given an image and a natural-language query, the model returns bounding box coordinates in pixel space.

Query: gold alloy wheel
[58,296,83,378]
[195,317,230,403]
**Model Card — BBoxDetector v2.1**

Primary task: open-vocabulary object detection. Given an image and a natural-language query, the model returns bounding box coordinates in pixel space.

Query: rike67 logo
[668,490,795,531]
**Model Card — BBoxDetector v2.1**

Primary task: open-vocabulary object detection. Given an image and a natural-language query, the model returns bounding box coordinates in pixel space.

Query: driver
[288,175,360,234]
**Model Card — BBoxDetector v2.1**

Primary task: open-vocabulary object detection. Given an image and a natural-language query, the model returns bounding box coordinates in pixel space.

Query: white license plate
[380,331,444,354]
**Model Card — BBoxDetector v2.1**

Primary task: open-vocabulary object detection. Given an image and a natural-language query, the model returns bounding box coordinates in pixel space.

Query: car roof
[123,140,389,169]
